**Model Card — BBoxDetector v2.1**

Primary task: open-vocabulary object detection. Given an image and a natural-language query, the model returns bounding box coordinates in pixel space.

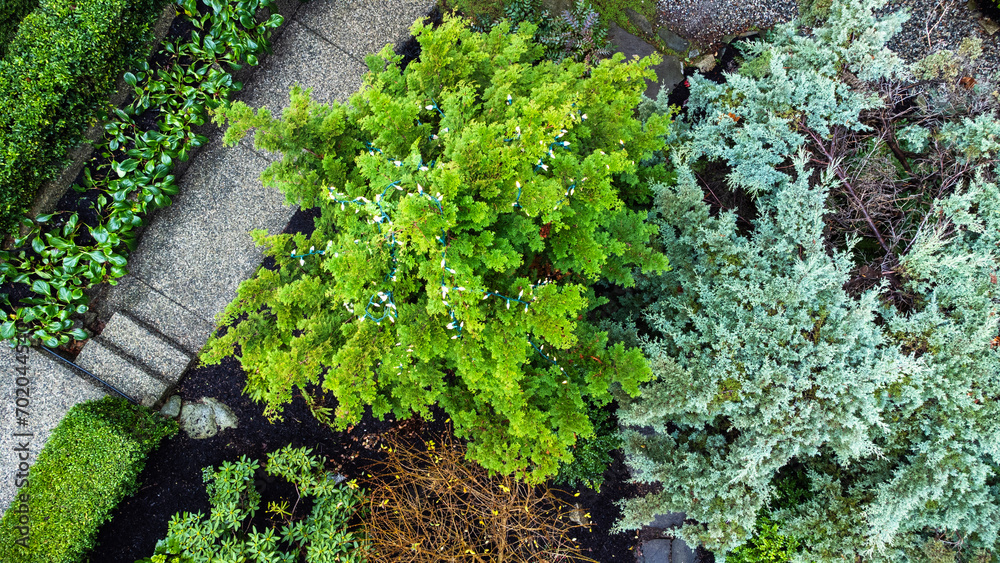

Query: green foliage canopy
[204,16,670,482]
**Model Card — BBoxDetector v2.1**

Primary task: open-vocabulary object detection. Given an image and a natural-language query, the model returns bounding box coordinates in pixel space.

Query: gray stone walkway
[1,0,435,515]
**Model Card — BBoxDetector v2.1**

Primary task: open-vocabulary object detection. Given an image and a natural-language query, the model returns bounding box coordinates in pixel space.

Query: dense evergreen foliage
[203,16,670,483]
[615,0,1000,560]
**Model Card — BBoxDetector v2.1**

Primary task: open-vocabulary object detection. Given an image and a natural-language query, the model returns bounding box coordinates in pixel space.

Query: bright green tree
[203,16,670,482]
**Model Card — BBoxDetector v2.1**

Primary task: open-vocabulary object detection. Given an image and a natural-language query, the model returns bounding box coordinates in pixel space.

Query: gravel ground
[878,0,999,66]
[655,0,1000,66]
[655,0,798,47]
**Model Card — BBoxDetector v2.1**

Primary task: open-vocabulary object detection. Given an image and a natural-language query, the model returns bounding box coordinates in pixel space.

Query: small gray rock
[657,27,689,52]
[159,395,182,418]
[689,48,700,58]
[204,397,238,432]
[980,17,1000,35]
[693,53,717,73]
[641,539,672,563]
[179,402,217,439]
[624,7,653,36]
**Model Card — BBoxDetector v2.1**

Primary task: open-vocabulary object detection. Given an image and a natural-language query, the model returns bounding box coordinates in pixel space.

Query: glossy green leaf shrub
[203,15,670,482]
[552,398,621,491]
[466,0,613,65]
[136,446,368,563]
[0,397,177,563]
[0,0,168,237]
[0,0,39,59]
[0,0,285,347]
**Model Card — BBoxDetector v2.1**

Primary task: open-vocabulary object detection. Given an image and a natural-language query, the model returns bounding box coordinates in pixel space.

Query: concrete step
[75,339,169,407]
[103,275,216,355]
[95,312,193,387]
[0,345,106,514]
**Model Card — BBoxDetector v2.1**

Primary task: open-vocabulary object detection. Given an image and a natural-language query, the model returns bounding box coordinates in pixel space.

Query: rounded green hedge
[0,396,177,563]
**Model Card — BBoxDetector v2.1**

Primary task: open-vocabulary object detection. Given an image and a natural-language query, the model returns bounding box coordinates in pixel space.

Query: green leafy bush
[553,398,621,491]
[0,0,168,237]
[615,0,1000,560]
[0,0,284,346]
[0,397,177,563]
[467,0,612,64]
[203,15,670,482]
[0,0,39,59]
[136,445,368,563]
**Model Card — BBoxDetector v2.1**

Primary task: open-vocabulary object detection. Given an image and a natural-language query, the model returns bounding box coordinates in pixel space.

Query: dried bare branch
[362,429,597,563]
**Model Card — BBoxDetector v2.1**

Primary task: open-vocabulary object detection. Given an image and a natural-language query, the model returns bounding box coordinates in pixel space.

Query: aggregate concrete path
[0,0,435,515]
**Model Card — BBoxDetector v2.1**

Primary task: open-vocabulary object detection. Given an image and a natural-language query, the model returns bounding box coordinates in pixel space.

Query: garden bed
[86,358,643,562]
[85,200,647,562]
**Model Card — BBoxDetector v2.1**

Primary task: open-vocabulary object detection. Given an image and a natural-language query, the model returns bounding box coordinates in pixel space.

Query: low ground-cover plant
[363,430,594,562]
[137,445,368,563]
[0,0,168,237]
[615,0,1000,560]
[0,397,177,563]
[203,15,670,482]
[0,0,285,347]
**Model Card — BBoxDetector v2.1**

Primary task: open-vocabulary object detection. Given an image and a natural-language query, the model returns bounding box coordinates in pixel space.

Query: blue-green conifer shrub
[615,0,1000,560]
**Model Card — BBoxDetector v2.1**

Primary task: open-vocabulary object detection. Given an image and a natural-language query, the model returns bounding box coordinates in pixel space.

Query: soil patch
[87,344,642,562]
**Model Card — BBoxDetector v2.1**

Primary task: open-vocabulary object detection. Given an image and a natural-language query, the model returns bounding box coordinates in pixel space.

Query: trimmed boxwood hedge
[0,0,39,59]
[0,396,177,563]
[0,0,168,237]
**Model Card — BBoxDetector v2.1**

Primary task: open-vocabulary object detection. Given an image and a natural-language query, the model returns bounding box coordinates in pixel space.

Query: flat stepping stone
[609,23,684,99]
[625,7,654,36]
[640,535,696,563]
[650,512,685,529]
[658,27,689,52]
[641,539,672,563]
[673,537,696,563]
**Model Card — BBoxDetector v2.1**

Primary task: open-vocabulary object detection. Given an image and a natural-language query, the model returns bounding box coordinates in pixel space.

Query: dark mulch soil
[86,351,643,562]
